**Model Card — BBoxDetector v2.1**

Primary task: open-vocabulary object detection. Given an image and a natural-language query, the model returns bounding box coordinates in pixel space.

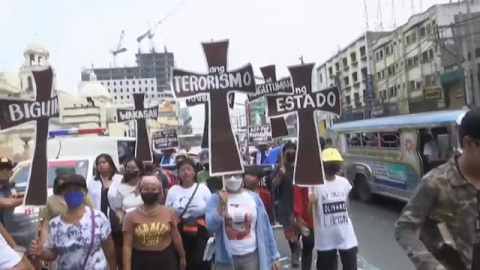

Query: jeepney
[329,110,466,202]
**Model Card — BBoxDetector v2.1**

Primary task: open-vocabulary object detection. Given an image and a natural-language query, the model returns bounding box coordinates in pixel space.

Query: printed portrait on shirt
[225,203,254,240]
[135,222,170,246]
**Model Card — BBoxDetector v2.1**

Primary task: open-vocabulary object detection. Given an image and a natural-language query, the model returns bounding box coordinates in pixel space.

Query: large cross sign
[186,93,235,149]
[267,63,340,186]
[117,93,158,162]
[0,68,59,205]
[172,40,256,175]
[252,65,292,138]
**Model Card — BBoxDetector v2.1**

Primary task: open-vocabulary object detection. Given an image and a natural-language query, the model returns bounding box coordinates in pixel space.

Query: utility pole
[465,0,479,107]
[451,22,470,107]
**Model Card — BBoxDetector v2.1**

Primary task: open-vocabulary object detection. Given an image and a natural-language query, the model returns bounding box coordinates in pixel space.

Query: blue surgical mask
[64,191,85,208]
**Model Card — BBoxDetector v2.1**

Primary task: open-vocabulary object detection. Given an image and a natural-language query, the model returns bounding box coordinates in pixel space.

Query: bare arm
[39,219,49,247]
[102,235,117,270]
[122,231,133,270]
[0,197,23,208]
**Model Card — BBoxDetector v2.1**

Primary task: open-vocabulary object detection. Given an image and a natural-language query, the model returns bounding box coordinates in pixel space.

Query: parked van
[329,110,466,202]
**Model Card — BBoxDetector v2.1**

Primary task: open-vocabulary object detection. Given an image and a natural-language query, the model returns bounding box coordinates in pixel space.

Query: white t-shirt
[46,207,111,270]
[224,191,258,256]
[424,140,440,158]
[312,176,358,251]
[117,183,144,213]
[0,234,21,270]
[165,183,212,218]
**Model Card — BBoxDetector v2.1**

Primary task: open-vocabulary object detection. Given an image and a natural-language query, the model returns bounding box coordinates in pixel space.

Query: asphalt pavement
[274,196,415,270]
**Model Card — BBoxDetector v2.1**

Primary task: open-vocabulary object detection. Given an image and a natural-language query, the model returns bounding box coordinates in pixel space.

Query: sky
[0,0,451,129]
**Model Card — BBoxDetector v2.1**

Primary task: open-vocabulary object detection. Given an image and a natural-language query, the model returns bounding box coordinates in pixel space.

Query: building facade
[78,76,159,106]
[316,31,391,122]
[81,50,175,101]
[372,2,480,115]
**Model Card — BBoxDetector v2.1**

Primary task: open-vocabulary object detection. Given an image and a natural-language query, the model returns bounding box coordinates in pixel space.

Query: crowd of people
[1,109,480,270]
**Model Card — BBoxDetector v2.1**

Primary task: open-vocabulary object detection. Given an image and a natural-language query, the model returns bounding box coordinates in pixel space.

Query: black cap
[58,174,87,191]
[283,141,297,153]
[0,157,13,170]
[244,165,265,178]
[459,109,480,141]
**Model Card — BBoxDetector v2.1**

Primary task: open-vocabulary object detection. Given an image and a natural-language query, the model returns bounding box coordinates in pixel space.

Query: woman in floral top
[29,174,116,270]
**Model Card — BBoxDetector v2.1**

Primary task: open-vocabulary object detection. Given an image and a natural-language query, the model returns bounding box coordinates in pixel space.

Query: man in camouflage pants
[395,109,480,270]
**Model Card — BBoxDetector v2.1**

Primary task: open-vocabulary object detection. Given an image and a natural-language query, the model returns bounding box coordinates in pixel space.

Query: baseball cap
[0,157,13,170]
[58,174,87,191]
[459,109,480,141]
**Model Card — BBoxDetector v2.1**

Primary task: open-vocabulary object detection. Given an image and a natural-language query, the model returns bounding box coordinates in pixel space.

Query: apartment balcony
[353,81,361,88]
[351,61,358,67]
[361,54,367,61]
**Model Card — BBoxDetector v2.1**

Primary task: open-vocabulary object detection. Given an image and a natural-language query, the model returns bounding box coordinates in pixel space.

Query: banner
[152,129,179,151]
[248,125,273,145]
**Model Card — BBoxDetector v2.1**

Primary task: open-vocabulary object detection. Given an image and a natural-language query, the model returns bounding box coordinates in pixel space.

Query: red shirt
[293,185,313,227]
[258,187,274,223]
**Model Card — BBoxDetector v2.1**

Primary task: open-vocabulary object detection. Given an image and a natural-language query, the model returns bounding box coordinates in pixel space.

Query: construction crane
[110,30,127,67]
[136,0,188,53]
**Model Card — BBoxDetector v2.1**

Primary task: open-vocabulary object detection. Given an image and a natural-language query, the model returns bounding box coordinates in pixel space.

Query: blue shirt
[206,191,280,270]
[0,184,12,226]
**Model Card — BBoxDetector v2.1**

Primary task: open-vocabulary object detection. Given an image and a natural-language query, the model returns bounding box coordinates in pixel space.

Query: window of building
[133,81,136,85]
[387,65,395,76]
[361,67,367,79]
[360,46,366,58]
[354,92,360,102]
[377,70,385,80]
[422,48,434,62]
[145,80,148,84]
[120,96,124,99]
[389,86,398,97]
[120,81,123,86]
[328,67,333,76]
[319,74,323,84]
[406,32,417,45]
[107,82,110,86]
[426,24,432,35]
[376,49,384,61]
[351,52,357,63]
[152,87,155,91]
[380,90,387,100]
[425,75,436,87]
[113,82,116,86]
[352,72,358,82]
[475,48,480,59]
[126,81,129,85]
[407,55,419,68]
[335,62,340,72]
[416,81,422,90]
[343,57,348,68]
[419,26,426,37]
[345,95,351,105]
[151,80,154,83]
[385,45,394,56]
[344,76,350,86]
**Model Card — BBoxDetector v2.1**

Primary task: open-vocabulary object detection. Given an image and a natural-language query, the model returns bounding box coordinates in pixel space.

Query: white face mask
[225,176,243,191]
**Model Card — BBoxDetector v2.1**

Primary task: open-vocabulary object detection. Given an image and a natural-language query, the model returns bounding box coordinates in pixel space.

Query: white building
[78,76,161,106]
[371,1,480,115]
[316,31,391,121]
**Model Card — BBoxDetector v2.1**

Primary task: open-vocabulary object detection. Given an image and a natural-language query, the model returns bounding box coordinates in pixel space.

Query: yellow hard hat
[322,148,343,162]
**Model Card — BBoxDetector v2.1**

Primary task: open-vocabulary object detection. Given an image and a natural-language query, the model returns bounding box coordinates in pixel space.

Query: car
[5,156,96,248]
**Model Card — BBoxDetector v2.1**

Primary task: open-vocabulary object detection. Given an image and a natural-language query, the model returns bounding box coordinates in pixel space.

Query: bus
[329,110,466,202]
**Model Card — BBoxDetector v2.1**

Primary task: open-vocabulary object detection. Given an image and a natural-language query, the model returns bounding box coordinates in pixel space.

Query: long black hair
[95,153,118,180]
[122,157,145,183]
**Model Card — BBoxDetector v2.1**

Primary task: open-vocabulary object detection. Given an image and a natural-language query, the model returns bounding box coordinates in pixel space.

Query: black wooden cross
[267,63,340,185]
[0,68,59,205]
[186,93,235,149]
[117,93,158,162]
[172,40,256,175]
[250,65,292,138]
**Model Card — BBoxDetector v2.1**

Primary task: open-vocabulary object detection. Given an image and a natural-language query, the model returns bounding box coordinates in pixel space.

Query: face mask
[141,192,159,205]
[323,163,340,175]
[64,191,85,208]
[225,176,243,191]
[286,153,296,163]
[123,170,139,182]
